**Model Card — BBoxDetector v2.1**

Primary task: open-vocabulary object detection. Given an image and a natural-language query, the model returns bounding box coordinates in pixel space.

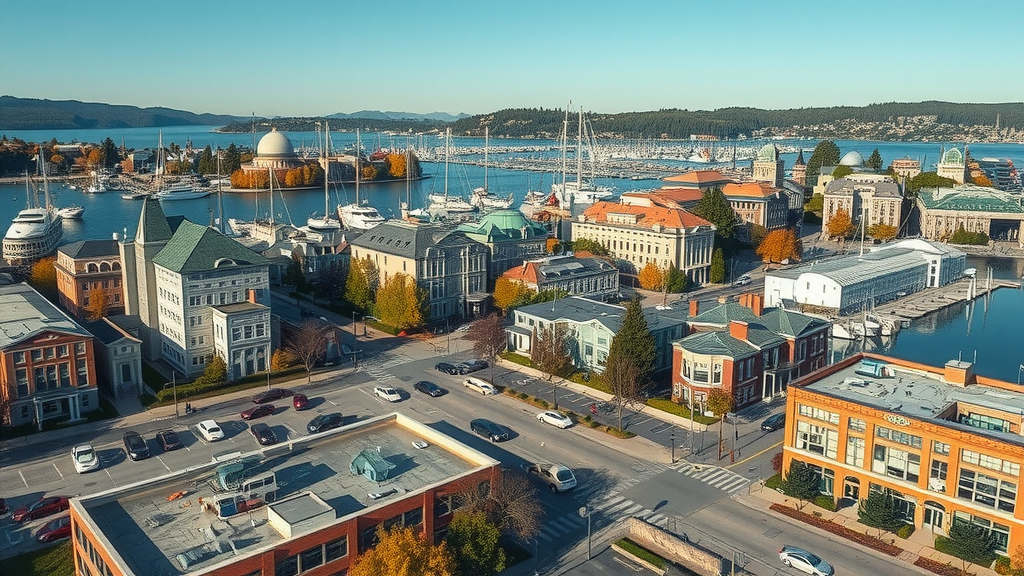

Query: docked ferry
[3,206,63,265]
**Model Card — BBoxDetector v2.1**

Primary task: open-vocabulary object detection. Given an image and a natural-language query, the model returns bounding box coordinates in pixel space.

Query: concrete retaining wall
[625,517,722,576]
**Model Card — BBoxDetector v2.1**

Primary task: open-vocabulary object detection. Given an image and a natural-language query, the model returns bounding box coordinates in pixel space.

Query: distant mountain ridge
[0,96,240,130]
[327,110,470,122]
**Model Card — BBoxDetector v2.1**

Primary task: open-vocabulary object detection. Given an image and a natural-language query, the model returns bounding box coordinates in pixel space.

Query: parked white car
[374,386,402,402]
[197,420,225,442]
[72,444,100,474]
[537,411,573,429]
[463,377,497,395]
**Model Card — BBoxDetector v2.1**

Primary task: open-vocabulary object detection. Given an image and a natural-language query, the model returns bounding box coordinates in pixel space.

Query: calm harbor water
[3,126,1024,380]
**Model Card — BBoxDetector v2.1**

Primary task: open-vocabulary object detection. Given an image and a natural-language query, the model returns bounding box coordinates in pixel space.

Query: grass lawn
[0,541,73,576]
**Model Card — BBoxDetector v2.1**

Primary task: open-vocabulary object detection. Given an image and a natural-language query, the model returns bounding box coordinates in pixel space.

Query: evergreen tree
[866,148,883,171]
[805,140,841,186]
[665,263,688,293]
[570,237,609,256]
[601,294,657,428]
[222,143,242,174]
[445,511,506,576]
[781,459,820,502]
[197,145,216,175]
[944,520,998,572]
[692,187,736,241]
[710,248,725,284]
[101,137,119,169]
[857,489,904,537]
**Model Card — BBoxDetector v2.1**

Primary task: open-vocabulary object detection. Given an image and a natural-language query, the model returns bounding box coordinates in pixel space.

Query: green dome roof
[459,209,548,241]
[756,144,778,162]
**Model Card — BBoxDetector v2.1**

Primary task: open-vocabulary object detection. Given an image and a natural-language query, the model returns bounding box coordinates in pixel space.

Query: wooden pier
[865,277,1020,326]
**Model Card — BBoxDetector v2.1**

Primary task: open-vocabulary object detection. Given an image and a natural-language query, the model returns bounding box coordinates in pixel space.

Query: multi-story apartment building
[349,220,490,320]
[782,353,1024,555]
[821,174,904,240]
[0,282,98,429]
[889,157,922,181]
[501,255,619,301]
[720,181,790,241]
[120,199,272,378]
[70,413,500,576]
[55,239,125,321]
[673,295,830,410]
[571,201,716,284]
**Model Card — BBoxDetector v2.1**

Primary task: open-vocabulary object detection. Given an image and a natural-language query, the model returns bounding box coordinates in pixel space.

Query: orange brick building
[70,413,500,576]
[55,239,124,321]
[782,353,1024,555]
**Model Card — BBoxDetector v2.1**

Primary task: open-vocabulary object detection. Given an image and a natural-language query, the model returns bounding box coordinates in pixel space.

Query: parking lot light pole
[579,505,592,560]
[671,430,675,464]
[171,372,178,418]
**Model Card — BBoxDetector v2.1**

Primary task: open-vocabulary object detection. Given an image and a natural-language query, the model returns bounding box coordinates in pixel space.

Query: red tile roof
[502,262,540,284]
[581,201,712,229]
[722,181,779,198]
[662,170,735,186]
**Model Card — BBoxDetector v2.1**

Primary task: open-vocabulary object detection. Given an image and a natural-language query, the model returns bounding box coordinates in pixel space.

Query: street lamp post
[688,392,695,454]
[729,412,738,463]
[670,430,675,464]
[171,371,178,418]
[578,505,592,560]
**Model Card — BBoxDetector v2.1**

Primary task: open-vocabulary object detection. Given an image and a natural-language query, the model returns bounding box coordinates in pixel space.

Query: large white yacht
[335,129,386,231]
[4,168,63,265]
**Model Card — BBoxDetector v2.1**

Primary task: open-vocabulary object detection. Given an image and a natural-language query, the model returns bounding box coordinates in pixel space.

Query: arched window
[100,262,111,272]
[87,263,99,273]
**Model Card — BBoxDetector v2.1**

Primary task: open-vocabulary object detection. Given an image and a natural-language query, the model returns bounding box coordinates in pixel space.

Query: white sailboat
[428,128,476,214]
[336,129,386,231]
[469,126,514,210]
[307,121,342,231]
[551,106,614,206]
[153,132,211,201]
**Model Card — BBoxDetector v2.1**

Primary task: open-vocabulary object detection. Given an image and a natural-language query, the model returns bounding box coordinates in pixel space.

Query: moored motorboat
[56,205,84,219]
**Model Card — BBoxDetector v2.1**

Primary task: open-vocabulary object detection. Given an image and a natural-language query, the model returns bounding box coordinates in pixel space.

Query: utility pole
[579,505,592,560]
[671,429,675,464]
[172,372,178,418]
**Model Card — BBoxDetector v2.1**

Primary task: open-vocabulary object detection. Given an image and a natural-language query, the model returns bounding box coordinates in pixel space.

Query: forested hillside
[0,96,238,130]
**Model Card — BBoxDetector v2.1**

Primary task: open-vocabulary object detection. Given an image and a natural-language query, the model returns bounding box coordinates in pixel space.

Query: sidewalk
[737,485,999,576]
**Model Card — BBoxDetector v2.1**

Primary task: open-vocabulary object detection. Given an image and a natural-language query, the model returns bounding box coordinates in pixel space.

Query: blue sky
[3,0,1023,117]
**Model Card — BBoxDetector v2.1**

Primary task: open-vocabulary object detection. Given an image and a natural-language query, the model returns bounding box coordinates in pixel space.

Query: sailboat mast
[444,128,450,200]
[323,120,330,219]
[41,149,52,209]
[217,151,225,234]
[269,168,274,227]
[560,108,568,189]
[355,129,361,205]
[483,126,489,191]
[576,106,584,184]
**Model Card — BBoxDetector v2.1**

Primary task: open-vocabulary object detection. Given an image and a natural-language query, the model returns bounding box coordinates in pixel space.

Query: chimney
[738,293,749,308]
[750,293,764,316]
[689,300,699,316]
[729,320,749,342]
[246,289,257,304]
[943,359,975,387]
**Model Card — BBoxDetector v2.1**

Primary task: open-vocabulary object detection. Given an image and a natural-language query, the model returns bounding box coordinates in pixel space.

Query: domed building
[238,128,308,180]
[457,209,550,284]
[752,144,784,187]
[936,146,967,184]
[839,150,865,167]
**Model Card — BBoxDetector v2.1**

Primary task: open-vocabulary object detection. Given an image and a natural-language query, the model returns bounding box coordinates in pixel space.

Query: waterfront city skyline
[4,0,1024,119]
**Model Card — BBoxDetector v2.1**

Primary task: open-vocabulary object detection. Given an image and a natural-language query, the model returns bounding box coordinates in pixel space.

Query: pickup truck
[527,463,577,493]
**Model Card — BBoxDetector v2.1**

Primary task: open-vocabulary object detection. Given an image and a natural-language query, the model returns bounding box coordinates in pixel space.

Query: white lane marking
[156,456,172,472]
[18,470,28,488]
[52,462,64,480]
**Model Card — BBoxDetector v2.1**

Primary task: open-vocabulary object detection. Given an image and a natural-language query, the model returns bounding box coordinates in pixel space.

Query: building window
[15,368,28,397]
[14,351,25,364]
[324,536,348,562]
[276,555,299,576]
[952,511,1010,553]
[845,436,864,468]
[796,420,838,459]
[32,349,42,361]
[77,359,89,386]
[875,426,922,449]
[798,404,839,425]
[76,342,86,355]
[961,450,1020,476]
[958,469,1016,513]
[930,460,948,493]
[933,440,951,456]
[58,345,68,357]
[848,417,866,433]
[60,364,71,388]
[872,445,920,483]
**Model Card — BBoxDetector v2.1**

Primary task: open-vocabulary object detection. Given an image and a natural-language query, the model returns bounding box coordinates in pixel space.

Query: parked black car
[457,359,488,375]
[470,418,510,442]
[414,381,445,397]
[434,362,459,375]
[122,431,150,461]
[155,430,183,451]
[252,388,295,404]
[307,413,344,434]
[250,423,278,445]
[761,413,786,432]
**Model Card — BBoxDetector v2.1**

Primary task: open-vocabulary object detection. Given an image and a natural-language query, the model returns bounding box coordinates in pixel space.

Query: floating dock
[852,277,1020,328]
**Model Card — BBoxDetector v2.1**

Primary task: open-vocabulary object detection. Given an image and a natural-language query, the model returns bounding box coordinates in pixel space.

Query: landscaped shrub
[915,556,971,576]
[814,495,837,511]
[770,503,902,556]
[614,539,665,569]
[646,397,718,425]
[897,524,916,539]
[517,392,528,400]
[505,387,517,397]
[536,399,549,409]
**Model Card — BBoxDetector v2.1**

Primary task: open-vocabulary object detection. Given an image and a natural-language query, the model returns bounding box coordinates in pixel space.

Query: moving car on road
[241,403,276,420]
[456,359,488,374]
[307,413,344,434]
[733,274,752,286]
[537,411,573,429]
[156,430,183,451]
[463,377,497,395]
[12,496,70,523]
[779,545,834,576]
[761,413,786,432]
[374,386,402,402]
[251,388,294,404]
[122,431,150,461]
[414,381,445,397]
[197,420,225,442]
[250,423,278,446]
[293,394,309,411]
[72,444,100,473]
[470,418,510,442]
[36,515,71,542]
[435,362,459,375]
[528,463,577,493]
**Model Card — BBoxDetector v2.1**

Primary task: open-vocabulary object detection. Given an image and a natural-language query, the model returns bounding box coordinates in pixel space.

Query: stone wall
[625,517,721,576]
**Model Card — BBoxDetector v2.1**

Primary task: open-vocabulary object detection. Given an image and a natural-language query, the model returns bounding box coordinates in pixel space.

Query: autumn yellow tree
[386,153,407,178]
[350,525,456,576]
[361,163,378,181]
[270,349,298,371]
[867,223,898,241]
[637,262,664,291]
[492,277,534,316]
[29,256,58,299]
[756,229,801,263]
[86,285,110,321]
[375,273,427,331]
[826,208,854,241]
[545,237,561,254]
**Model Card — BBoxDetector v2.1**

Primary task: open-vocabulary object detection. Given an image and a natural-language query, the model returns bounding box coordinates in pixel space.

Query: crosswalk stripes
[538,495,679,541]
[675,463,750,494]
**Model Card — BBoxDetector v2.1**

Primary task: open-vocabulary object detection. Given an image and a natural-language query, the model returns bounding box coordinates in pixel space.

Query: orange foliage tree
[637,262,664,291]
[826,208,854,240]
[492,277,533,316]
[756,229,801,263]
[867,223,898,241]
[231,169,270,189]
[972,174,993,187]
[361,163,378,181]
[386,153,407,178]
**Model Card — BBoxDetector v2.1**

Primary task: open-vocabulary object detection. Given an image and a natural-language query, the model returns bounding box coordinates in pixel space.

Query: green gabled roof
[688,302,758,326]
[678,330,758,357]
[137,197,173,243]
[758,308,830,338]
[152,220,269,273]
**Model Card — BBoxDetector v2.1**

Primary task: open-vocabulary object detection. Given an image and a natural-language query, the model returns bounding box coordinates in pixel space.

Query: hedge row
[914,556,972,576]
[154,366,307,402]
[769,503,903,556]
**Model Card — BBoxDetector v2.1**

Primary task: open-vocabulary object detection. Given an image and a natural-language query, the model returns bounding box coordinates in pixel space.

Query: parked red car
[293,394,309,411]
[12,496,70,523]
[251,388,294,404]
[241,403,275,420]
[36,514,71,542]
